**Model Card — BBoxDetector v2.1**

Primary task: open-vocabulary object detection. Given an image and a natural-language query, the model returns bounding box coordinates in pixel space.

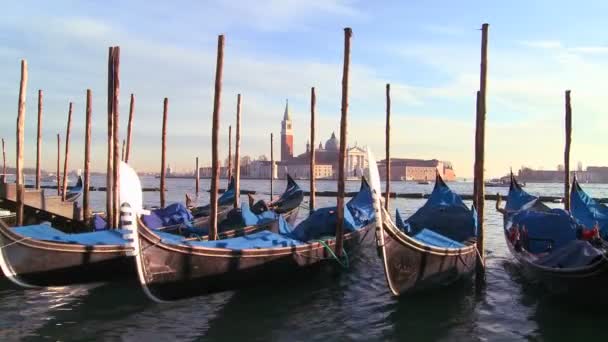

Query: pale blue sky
[2,0,608,177]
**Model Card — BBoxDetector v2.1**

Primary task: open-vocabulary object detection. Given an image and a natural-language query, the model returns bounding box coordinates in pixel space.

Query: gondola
[570,175,608,240]
[375,173,478,295]
[0,163,303,288]
[64,176,83,202]
[129,150,381,302]
[497,174,608,294]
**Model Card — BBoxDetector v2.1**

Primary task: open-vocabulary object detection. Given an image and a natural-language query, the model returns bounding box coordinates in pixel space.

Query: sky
[2,0,608,178]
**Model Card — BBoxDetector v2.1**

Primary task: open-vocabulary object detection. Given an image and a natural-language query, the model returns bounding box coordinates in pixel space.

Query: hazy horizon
[2,1,607,179]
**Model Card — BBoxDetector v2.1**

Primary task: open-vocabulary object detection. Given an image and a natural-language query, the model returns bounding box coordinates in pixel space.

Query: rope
[314,239,349,269]
[0,236,32,249]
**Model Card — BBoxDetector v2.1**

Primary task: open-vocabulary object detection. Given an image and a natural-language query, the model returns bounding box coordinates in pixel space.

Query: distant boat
[417,180,431,185]
[485,178,525,188]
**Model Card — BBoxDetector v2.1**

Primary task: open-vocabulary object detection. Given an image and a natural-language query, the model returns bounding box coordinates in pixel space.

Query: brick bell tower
[281,99,294,161]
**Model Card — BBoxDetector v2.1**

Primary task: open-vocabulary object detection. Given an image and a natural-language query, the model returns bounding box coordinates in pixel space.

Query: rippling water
[1,177,607,341]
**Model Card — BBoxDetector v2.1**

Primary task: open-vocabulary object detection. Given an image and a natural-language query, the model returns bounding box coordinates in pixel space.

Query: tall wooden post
[234,94,242,208]
[56,134,60,195]
[310,87,316,213]
[35,89,43,190]
[125,93,134,163]
[106,47,115,228]
[195,157,200,194]
[385,83,391,210]
[209,34,225,241]
[2,138,6,178]
[15,60,27,226]
[270,133,274,201]
[61,102,73,201]
[111,46,121,229]
[228,125,232,180]
[160,98,168,208]
[564,90,572,211]
[336,27,352,257]
[83,89,92,222]
[475,23,489,281]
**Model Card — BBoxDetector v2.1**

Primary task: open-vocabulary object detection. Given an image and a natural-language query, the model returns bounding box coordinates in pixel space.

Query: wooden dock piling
[106,47,115,228]
[385,83,391,210]
[160,97,168,208]
[310,87,316,213]
[234,94,242,208]
[228,125,232,180]
[195,157,200,194]
[475,23,489,282]
[564,90,572,211]
[2,138,6,178]
[111,46,121,229]
[209,34,225,241]
[61,102,73,201]
[83,89,92,222]
[16,60,27,226]
[336,27,352,257]
[270,133,274,201]
[36,89,43,190]
[125,93,134,163]
[56,134,60,196]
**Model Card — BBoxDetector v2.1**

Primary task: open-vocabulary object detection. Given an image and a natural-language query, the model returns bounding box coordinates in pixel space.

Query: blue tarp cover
[412,228,465,248]
[535,240,603,268]
[509,208,579,254]
[179,230,303,250]
[570,179,608,238]
[272,174,304,213]
[402,175,477,243]
[13,224,127,245]
[142,203,194,229]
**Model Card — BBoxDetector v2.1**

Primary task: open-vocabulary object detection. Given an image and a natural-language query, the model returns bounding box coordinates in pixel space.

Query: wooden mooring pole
[61,102,73,201]
[125,93,134,163]
[106,47,115,228]
[310,87,316,213]
[564,90,572,211]
[111,46,121,229]
[160,98,168,208]
[83,89,92,222]
[195,157,200,194]
[2,138,6,178]
[56,134,61,196]
[385,83,391,210]
[336,27,352,257]
[234,94,242,208]
[16,60,27,226]
[209,34,225,241]
[35,89,43,190]
[270,133,274,201]
[475,23,489,283]
[228,125,232,180]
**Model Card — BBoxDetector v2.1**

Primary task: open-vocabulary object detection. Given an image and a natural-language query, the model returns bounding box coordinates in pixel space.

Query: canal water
[0,177,607,341]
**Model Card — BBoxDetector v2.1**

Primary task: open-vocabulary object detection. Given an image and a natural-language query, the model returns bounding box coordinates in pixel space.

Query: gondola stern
[0,220,40,289]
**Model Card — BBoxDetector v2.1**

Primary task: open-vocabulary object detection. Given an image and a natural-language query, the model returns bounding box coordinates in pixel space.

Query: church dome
[325,132,339,151]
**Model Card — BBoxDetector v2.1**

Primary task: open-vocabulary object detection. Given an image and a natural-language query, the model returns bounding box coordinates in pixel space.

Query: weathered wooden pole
[61,102,73,201]
[209,34,225,241]
[1,138,6,178]
[472,91,481,210]
[233,94,242,208]
[195,157,200,194]
[56,134,61,195]
[83,89,92,222]
[111,46,121,229]
[475,23,489,282]
[385,83,391,210]
[270,133,274,201]
[106,47,115,228]
[125,93,135,163]
[15,60,27,226]
[309,87,316,213]
[160,97,168,208]
[228,125,232,180]
[336,27,352,257]
[35,89,43,190]
[564,90,572,211]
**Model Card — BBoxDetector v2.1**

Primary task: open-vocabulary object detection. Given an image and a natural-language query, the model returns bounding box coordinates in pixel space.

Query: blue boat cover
[180,230,303,250]
[535,240,603,268]
[509,208,579,254]
[402,174,477,243]
[504,174,549,213]
[92,214,108,231]
[13,224,128,245]
[289,178,374,242]
[142,203,194,229]
[271,174,304,213]
[395,209,411,234]
[412,228,465,248]
[570,178,608,238]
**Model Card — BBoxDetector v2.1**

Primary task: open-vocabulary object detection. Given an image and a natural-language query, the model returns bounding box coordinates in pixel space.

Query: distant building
[377,158,456,181]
